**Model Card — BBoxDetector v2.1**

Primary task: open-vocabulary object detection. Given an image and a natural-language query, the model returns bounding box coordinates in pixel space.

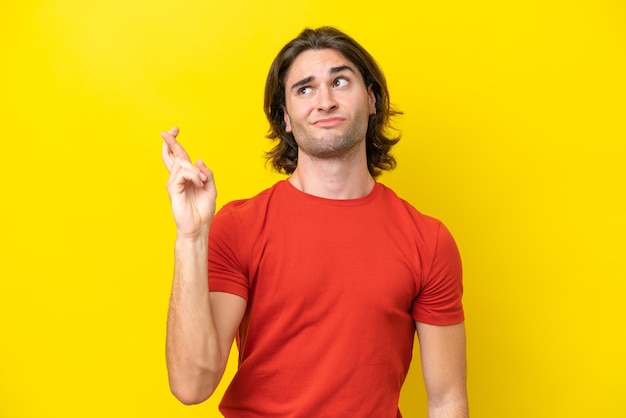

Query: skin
[161,127,246,404]
[418,322,469,418]
[162,48,468,417]
[282,48,377,199]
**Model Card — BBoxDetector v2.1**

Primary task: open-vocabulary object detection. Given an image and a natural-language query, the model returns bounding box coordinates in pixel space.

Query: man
[161,27,468,417]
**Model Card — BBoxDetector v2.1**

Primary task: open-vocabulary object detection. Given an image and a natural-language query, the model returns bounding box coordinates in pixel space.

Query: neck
[288,147,375,200]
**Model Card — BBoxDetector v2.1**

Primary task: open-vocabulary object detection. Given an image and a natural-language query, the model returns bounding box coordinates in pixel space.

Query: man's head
[264,26,401,178]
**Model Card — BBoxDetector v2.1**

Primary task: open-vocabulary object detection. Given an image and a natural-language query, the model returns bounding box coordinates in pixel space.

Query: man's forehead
[284,48,359,83]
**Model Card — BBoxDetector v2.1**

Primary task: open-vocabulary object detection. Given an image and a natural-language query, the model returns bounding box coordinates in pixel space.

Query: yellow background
[1,1,624,417]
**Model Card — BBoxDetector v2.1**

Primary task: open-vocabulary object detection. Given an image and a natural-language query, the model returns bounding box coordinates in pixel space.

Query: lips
[313,117,345,128]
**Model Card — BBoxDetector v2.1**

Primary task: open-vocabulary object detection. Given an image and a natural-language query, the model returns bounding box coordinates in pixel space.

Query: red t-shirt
[208,180,464,417]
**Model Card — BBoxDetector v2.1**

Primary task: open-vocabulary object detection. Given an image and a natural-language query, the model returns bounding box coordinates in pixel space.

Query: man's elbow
[168,367,222,405]
[170,381,217,405]
[428,392,469,418]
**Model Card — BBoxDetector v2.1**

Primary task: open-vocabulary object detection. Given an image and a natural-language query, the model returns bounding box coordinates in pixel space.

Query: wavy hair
[264,26,401,178]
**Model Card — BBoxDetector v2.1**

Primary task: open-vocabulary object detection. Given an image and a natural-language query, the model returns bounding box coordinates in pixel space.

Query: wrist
[175,225,209,245]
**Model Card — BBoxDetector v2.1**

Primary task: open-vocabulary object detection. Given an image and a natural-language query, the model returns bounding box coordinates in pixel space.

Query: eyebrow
[289,65,357,92]
[329,65,355,75]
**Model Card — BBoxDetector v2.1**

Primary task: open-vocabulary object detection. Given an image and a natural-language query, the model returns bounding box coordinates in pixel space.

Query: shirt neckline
[279,179,383,207]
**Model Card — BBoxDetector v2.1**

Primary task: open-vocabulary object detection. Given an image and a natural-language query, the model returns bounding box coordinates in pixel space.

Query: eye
[333,77,349,88]
[297,86,313,95]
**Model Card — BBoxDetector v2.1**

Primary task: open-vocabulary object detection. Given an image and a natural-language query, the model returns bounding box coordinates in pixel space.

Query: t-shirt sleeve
[208,206,249,301]
[411,222,465,325]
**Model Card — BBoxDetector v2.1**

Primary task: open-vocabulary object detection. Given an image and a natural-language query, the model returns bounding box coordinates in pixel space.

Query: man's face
[282,48,376,160]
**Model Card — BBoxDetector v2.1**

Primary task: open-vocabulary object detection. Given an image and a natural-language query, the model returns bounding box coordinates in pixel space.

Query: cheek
[285,102,313,127]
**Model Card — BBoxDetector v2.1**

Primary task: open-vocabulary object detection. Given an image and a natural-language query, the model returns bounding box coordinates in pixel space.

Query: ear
[282,106,292,133]
[367,85,376,115]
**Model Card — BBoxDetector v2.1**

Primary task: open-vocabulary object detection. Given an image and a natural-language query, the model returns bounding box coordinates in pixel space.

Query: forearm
[166,230,223,404]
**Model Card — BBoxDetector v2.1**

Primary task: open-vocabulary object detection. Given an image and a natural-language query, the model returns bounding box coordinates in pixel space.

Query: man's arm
[416,321,468,418]
[166,239,246,404]
[162,127,246,404]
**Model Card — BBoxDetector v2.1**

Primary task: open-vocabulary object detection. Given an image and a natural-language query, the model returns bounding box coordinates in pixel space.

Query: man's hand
[161,127,216,239]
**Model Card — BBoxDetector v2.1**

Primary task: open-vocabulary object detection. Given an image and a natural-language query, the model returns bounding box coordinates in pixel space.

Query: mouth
[312,117,345,128]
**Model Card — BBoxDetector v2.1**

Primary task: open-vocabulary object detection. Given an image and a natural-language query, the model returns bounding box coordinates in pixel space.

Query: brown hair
[264,26,401,178]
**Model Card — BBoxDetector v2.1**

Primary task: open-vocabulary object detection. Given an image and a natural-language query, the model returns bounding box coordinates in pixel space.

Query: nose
[316,86,337,112]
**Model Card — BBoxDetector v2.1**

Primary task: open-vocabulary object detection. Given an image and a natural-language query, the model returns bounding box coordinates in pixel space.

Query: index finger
[161,126,191,163]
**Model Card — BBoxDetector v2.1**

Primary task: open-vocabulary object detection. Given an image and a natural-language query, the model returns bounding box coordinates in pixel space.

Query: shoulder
[215,180,286,220]
[210,181,290,244]
[376,184,461,262]
[377,183,444,232]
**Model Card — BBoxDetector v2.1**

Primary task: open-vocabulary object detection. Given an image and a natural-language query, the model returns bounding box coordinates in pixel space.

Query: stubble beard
[292,118,369,161]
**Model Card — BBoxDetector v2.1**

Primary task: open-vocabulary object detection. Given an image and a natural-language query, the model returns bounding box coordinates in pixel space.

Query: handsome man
[161,27,468,417]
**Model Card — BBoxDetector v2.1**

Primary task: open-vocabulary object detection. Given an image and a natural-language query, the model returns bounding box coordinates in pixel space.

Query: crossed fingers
[161,127,209,188]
